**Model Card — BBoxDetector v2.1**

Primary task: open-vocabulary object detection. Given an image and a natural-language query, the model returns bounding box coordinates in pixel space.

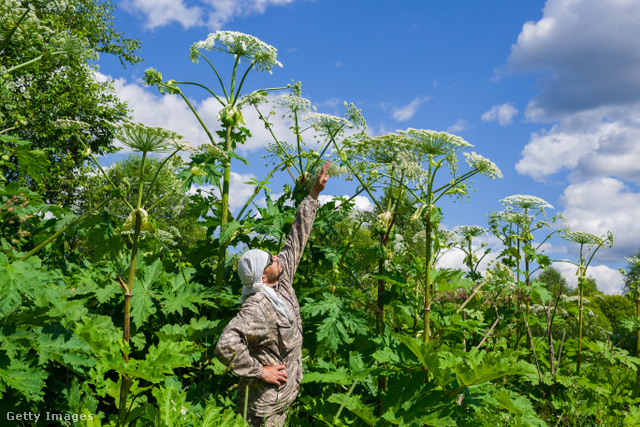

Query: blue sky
[96,0,640,294]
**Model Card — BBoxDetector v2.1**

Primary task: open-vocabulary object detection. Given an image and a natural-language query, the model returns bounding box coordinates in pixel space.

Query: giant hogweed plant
[487,195,564,355]
[559,229,613,374]
[144,31,290,287]
[620,255,640,395]
[334,129,502,344]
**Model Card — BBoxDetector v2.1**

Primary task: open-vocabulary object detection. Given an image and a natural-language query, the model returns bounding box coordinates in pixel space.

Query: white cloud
[392,96,430,122]
[506,0,640,122]
[103,73,300,155]
[552,262,624,295]
[559,177,640,261]
[121,0,204,29]
[481,103,518,126]
[447,119,468,133]
[516,106,640,182]
[123,0,296,30]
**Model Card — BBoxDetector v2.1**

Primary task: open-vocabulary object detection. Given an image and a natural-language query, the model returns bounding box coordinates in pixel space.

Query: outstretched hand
[261,364,288,387]
[309,160,330,200]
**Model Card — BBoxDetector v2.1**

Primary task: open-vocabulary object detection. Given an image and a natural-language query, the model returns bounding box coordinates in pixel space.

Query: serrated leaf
[0,357,48,402]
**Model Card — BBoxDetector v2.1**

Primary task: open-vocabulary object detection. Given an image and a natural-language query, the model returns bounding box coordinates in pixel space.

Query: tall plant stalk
[144,32,288,287]
[559,229,613,374]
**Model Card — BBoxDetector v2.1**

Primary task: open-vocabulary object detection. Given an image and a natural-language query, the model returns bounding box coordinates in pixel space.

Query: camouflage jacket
[215,196,318,417]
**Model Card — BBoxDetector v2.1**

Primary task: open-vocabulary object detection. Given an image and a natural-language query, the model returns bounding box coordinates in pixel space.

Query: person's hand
[261,364,288,386]
[309,160,330,200]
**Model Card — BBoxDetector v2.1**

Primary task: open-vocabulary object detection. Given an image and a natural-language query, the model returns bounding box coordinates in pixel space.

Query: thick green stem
[118,211,142,427]
[577,274,584,374]
[20,198,111,261]
[215,125,233,287]
[423,215,433,344]
[124,213,142,341]
[636,284,640,396]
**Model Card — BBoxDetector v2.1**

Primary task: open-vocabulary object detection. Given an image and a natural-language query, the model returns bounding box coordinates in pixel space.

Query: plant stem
[521,307,543,383]
[423,213,432,344]
[215,125,233,287]
[1,51,68,76]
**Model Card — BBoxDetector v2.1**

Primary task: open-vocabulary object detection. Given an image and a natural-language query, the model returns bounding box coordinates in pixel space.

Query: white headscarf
[237,249,292,320]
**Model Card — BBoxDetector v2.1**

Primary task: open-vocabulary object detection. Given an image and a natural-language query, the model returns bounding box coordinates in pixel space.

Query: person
[215,161,330,427]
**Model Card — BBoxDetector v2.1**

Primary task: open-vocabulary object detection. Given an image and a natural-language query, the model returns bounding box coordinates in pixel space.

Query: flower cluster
[560,230,602,245]
[500,195,553,212]
[190,31,282,73]
[302,112,352,135]
[345,102,366,129]
[490,210,532,227]
[464,152,503,179]
[238,90,268,107]
[398,128,473,157]
[275,94,312,113]
[455,225,487,239]
[117,122,187,154]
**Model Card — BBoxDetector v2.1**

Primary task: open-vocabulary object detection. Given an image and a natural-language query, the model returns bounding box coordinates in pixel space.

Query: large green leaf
[0,354,48,402]
[0,254,57,316]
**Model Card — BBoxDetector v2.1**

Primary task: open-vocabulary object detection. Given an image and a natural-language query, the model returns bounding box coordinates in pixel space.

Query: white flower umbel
[398,128,473,157]
[190,31,282,73]
[455,225,486,239]
[302,112,352,135]
[117,122,185,154]
[275,94,312,113]
[500,195,553,212]
[464,152,503,179]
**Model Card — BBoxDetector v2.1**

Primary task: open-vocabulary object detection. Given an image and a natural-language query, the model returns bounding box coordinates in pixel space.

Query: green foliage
[2,26,639,427]
[1,0,140,206]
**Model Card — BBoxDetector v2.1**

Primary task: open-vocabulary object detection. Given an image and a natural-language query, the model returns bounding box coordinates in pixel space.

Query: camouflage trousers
[245,409,288,427]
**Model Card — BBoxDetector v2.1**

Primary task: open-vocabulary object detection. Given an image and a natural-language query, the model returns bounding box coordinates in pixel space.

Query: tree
[535,266,571,299]
[536,267,572,300]
[0,0,141,206]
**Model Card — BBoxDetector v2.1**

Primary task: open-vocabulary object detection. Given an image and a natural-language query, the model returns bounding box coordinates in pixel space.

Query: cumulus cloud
[123,0,296,30]
[102,73,300,155]
[447,119,468,133]
[481,103,518,126]
[392,96,430,122]
[506,0,640,122]
[516,106,640,183]
[559,177,640,261]
[552,262,624,295]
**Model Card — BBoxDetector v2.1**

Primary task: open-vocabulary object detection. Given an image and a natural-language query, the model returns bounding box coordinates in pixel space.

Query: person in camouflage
[215,161,330,427]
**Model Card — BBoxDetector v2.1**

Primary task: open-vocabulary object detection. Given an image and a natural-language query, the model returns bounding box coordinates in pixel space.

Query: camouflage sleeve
[278,195,319,285]
[214,300,270,378]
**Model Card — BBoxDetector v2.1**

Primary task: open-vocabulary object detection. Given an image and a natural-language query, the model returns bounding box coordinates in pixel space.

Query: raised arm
[278,161,330,284]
